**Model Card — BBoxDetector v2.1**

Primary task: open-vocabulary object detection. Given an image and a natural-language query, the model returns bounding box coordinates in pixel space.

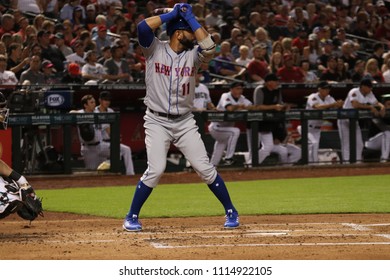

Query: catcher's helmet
[166,17,192,37]
[0,92,9,130]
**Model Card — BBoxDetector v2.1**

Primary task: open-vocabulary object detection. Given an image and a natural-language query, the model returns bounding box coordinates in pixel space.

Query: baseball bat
[153,6,187,15]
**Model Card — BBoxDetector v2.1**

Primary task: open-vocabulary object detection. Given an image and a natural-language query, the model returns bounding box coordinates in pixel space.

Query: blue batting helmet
[166,17,192,37]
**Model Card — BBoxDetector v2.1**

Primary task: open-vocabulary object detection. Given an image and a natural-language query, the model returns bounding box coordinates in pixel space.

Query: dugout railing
[194,108,390,167]
[7,112,121,174]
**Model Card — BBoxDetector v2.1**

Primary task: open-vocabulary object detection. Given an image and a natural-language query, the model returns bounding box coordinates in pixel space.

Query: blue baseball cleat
[123,214,142,232]
[224,209,239,228]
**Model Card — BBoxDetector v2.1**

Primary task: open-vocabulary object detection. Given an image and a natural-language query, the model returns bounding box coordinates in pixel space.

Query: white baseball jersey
[81,63,106,78]
[141,38,201,115]
[193,83,211,110]
[0,70,18,85]
[342,87,378,109]
[212,91,252,127]
[306,92,336,128]
[94,106,114,140]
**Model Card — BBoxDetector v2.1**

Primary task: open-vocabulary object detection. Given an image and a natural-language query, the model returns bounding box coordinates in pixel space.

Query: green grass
[36,174,390,219]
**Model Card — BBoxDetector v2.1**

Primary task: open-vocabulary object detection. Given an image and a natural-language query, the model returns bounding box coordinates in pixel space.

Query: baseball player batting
[123,3,239,231]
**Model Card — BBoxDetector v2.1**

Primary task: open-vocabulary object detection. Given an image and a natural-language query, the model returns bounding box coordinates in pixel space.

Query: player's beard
[179,36,195,51]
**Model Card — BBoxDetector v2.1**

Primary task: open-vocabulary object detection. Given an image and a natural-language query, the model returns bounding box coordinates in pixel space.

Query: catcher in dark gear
[0,92,43,221]
[0,92,9,130]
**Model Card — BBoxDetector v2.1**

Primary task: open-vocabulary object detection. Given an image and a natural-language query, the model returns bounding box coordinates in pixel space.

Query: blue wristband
[160,12,176,24]
[187,15,201,32]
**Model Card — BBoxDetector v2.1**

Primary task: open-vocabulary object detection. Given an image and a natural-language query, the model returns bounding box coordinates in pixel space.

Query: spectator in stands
[90,15,107,40]
[253,27,272,59]
[338,78,385,164]
[248,73,289,166]
[332,28,353,52]
[78,30,96,52]
[61,62,82,84]
[274,4,289,27]
[19,55,44,85]
[128,42,145,82]
[214,41,243,79]
[0,54,18,85]
[205,4,225,29]
[335,56,350,81]
[43,0,59,18]
[81,50,107,84]
[104,42,132,83]
[277,53,304,83]
[364,98,390,163]
[302,33,321,70]
[60,0,85,21]
[339,41,358,70]
[317,39,337,73]
[85,4,97,30]
[350,59,366,82]
[230,32,244,59]
[268,52,283,75]
[38,29,65,73]
[300,59,318,83]
[283,16,298,39]
[92,25,112,57]
[66,40,85,66]
[104,5,119,29]
[208,81,253,166]
[374,14,390,45]
[369,43,385,70]
[247,43,269,84]
[281,37,293,55]
[383,59,390,83]
[247,11,261,36]
[32,14,45,31]
[94,91,135,175]
[0,14,15,39]
[265,12,285,41]
[15,16,29,42]
[11,0,43,14]
[54,32,73,57]
[41,59,59,84]
[72,6,86,28]
[364,58,384,83]
[292,25,309,55]
[7,42,28,79]
[235,45,251,68]
[272,40,284,55]
[303,81,343,164]
[97,45,111,65]
[320,55,341,83]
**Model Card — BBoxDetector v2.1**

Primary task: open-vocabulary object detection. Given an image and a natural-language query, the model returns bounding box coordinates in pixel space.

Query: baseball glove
[17,188,43,221]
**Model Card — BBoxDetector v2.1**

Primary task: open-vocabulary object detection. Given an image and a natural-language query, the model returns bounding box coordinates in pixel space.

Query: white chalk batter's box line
[148,222,390,249]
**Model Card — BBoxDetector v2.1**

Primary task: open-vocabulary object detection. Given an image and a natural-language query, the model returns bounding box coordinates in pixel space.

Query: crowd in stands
[0,0,390,87]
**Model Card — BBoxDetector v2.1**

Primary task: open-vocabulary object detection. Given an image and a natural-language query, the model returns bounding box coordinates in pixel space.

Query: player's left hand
[179,3,194,21]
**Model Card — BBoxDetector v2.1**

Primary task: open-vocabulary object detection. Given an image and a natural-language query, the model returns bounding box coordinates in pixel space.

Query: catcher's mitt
[17,188,43,221]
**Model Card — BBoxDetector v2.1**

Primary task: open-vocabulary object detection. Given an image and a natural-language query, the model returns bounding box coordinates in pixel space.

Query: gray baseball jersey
[142,39,200,115]
[139,37,216,187]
